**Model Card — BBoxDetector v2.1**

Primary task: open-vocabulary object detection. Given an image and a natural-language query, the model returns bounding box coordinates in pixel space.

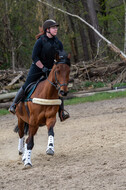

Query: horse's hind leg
[22,125,38,167]
[22,135,33,167]
[18,118,25,155]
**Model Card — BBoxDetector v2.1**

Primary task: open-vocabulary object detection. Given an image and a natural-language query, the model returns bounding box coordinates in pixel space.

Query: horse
[15,50,71,167]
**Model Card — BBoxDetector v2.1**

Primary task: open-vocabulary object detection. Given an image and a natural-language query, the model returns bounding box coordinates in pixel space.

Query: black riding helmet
[43,19,59,32]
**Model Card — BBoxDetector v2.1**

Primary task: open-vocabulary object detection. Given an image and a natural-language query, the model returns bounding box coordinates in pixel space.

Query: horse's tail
[13,122,29,135]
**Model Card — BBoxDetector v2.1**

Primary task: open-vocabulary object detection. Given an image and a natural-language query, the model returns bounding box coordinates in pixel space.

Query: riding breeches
[22,63,43,91]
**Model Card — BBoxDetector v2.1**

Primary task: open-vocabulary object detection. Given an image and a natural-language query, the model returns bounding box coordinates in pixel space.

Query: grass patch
[65,90,126,105]
[113,83,126,88]
[0,109,10,116]
[84,81,106,88]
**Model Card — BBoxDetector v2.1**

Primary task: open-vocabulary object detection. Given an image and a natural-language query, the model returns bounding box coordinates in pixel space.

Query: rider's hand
[42,66,49,73]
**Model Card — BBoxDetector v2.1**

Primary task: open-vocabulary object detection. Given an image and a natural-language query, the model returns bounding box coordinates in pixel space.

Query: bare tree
[82,0,101,58]
[46,0,54,18]
[123,0,126,54]
[78,24,90,61]
[3,0,15,72]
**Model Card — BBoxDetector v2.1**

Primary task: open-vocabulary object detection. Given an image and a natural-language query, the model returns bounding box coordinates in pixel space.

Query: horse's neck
[39,67,58,99]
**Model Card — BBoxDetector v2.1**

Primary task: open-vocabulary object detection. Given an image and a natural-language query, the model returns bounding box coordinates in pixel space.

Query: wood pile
[70,59,126,89]
[0,69,28,93]
[0,58,126,108]
[0,69,28,108]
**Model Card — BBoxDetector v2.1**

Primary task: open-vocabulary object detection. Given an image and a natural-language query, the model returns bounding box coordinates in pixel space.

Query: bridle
[47,62,69,95]
[47,50,70,94]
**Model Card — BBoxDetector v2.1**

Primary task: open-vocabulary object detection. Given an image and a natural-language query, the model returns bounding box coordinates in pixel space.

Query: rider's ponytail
[35,26,45,39]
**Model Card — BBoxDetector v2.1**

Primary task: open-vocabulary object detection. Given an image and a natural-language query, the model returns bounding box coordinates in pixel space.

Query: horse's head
[54,50,71,97]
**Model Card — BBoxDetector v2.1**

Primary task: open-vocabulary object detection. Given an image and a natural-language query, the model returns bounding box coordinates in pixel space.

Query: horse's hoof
[22,163,32,170]
[25,162,32,167]
[46,148,54,155]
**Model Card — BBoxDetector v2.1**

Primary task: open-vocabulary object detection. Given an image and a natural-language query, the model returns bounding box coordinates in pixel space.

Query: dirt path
[1,98,126,190]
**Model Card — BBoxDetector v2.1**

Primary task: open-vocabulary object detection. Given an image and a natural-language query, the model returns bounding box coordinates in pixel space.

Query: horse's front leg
[46,118,56,156]
[18,118,25,155]
[22,125,38,167]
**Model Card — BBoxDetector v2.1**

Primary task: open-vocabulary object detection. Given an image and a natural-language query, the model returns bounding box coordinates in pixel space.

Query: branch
[38,0,126,61]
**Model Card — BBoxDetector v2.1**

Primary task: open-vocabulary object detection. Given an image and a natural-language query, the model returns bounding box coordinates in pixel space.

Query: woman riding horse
[16,51,70,166]
[9,19,69,121]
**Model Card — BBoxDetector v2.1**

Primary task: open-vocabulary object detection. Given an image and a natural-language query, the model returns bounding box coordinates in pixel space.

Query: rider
[9,19,70,122]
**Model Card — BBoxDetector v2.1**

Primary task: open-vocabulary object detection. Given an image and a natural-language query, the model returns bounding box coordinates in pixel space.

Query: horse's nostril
[60,90,65,96]
[60,90,68,96]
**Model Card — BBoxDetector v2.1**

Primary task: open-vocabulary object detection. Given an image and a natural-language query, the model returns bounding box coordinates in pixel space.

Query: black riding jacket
[23,35,63,91]
[32,34,63,69]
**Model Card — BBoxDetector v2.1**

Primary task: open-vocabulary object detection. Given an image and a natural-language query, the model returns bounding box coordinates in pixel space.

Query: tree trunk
[123,0,126,54]
[73,0,90,60]
[86,0,100,43]
[82,0,101,58]
[46,0,54,18]
[12,46,15,73]
[98,0,108,36]
[67,15,79,62]
[79,25,90,61]
[4,0,14,69]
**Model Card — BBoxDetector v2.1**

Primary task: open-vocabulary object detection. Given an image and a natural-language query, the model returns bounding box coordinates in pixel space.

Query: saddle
[24,76,46,101]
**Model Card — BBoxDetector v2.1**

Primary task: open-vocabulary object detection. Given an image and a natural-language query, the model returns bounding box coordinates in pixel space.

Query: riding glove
[42,66,49,73]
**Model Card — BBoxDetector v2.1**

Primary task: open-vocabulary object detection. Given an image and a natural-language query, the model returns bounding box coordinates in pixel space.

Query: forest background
[0,0,126,86]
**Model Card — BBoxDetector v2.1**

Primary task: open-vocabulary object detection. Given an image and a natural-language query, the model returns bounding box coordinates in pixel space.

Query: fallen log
[0,102,12,109]
[0,92,17,101]
[4,82,24,90]
[66,87,126,99]
[8,71,23,86]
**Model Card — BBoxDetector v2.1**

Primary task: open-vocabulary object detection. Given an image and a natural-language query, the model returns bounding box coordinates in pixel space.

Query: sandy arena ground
[1,98,126,190]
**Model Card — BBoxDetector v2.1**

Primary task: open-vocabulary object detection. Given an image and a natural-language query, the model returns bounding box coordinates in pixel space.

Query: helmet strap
[46,28,54,38]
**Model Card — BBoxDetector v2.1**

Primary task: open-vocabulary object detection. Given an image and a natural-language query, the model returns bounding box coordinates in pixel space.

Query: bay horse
[15,50,70,167]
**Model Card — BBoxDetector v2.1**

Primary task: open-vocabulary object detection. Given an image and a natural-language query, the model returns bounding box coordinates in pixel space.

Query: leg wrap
[22,143,27,162]
[24,150,32,166]
[48,135,54,147]
[46,135,54,155]
[18,137,25,154]
[22,143,32,166]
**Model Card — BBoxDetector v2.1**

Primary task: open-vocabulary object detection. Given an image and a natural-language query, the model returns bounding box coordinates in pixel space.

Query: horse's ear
[67,53,71,59]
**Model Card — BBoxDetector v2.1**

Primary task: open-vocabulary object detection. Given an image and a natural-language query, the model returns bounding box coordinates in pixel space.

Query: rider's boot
[8,87,25,114]
[58,97,70,122]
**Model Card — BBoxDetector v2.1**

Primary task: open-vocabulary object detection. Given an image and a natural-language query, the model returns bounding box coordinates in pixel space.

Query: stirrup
[59,109,70,122]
